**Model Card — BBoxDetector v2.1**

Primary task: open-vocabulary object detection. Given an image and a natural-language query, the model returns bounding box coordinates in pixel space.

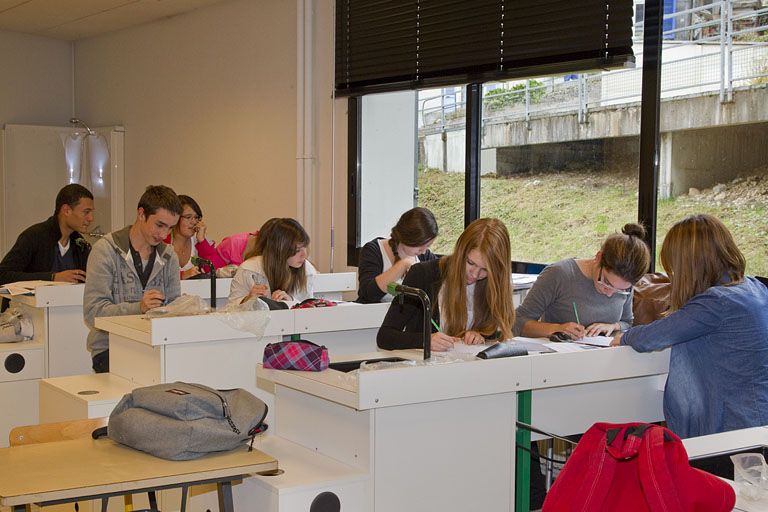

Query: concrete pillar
[668,123,768,196]
[658,132,673,199]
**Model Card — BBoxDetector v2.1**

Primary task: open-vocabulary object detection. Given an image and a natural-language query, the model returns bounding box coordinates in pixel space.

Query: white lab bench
[684,426,768,512]
[253,345,669,512]
[9,273,357,378]
[0,340,44,447]
[93,302,390,419]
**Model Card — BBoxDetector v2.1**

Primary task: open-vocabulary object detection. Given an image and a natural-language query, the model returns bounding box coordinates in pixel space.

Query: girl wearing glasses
[377,218,515,351]
[167,195,227,279]
[514,223,650,340]
[228,218,317,304]
[613,215,768,438]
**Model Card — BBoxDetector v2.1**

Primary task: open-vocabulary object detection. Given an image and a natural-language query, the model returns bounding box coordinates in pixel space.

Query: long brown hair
[244,218,310,295]
[388,207,439,262]
[661,214,745,311]
[438,218,515,340]
[600,223,651,284]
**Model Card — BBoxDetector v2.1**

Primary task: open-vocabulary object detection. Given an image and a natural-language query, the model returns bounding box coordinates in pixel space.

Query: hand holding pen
[557,302,586,340]
[140,289,165,313]
[430,318,459,351]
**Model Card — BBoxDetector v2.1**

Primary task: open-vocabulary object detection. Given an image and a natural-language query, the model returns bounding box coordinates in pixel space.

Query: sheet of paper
[511,273,538,285]
[448,342,493,355]
[543,342,597,353]
[0,280,69,296]
[574,336,613,347]
[447,339,556,356]
[506,337,555,354]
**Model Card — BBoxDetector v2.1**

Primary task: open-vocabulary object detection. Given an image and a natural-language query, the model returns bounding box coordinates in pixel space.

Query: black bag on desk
[107,382,268,460]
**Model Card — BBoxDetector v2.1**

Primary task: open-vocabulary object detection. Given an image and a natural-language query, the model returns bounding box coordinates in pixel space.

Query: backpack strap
[568,426,619,511]
[637,425,685,512]
[92,426,108,439]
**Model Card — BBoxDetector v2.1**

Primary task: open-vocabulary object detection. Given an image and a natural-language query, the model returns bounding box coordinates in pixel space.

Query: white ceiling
[0,0,229,41]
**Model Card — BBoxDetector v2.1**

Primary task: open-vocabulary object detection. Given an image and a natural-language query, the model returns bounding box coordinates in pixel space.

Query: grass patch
[418,169,768,276]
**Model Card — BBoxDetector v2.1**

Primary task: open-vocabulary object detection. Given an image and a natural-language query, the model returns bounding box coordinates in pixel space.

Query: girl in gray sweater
[514,223,650,339]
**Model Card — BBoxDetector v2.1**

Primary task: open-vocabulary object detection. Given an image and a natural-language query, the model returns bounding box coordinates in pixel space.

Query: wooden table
[0,437,277,512]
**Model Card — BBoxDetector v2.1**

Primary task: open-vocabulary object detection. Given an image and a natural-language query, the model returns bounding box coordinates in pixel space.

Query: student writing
[377,218,515,351]
[228,218,317,304]
[514,223,650,340]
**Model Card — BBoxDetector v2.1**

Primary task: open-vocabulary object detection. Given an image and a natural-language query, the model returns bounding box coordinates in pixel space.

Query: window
[342,0,643,266]
[655,0,768,276]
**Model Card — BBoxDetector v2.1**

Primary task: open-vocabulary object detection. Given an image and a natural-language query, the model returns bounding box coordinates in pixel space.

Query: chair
[511,260,547,275]
[9,418,160,512]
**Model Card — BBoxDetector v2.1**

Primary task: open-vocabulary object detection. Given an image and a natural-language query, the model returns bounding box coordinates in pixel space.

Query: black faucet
[387,283,433,360]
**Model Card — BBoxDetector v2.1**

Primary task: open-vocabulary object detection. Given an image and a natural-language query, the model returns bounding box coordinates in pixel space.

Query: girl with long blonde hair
[377,218,515,351]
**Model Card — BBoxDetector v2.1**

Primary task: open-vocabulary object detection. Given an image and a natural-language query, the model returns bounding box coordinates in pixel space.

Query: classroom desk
[684,426,768,512]
[255,344,669,512]
[3,274,357,446]
[93,303,389,427]
[0,340,44,448]
[0,437,277,512]
[9,273,357,379]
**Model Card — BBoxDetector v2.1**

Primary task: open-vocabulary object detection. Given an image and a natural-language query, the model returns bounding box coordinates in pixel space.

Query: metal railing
[418,0,768,131]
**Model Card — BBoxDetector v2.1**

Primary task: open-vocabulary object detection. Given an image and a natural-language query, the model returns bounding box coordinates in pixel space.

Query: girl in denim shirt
[614,214,768,438]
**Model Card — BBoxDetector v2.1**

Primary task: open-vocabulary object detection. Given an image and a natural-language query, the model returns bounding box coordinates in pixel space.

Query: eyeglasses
[597,266,632,295]
[181,214,201,222]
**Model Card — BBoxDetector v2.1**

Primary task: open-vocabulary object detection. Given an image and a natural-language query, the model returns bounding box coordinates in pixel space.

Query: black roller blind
[335,0,634,96]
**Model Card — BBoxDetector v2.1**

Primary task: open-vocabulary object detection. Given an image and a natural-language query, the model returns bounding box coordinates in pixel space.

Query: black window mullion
[637,0,664,270]
[465,83,482,226]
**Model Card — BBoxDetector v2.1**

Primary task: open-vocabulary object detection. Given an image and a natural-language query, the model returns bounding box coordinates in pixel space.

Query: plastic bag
[0,308,33,342]
[731,452,768,509]
[216,296,270,338]
[145,294,211,318]
[215,264,238,278]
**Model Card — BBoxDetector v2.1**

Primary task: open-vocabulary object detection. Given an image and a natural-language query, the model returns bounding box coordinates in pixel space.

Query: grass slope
[418,169,768,276]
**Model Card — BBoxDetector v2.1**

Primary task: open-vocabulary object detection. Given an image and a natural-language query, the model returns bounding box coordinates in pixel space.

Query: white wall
[0,30,73,256]
[0,31,72,126]
[1,0,351,272]
[73,0,300,249]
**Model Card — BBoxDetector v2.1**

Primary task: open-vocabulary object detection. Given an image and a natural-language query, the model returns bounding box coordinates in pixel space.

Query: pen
[431,318,441,332]
[572,301,581,325]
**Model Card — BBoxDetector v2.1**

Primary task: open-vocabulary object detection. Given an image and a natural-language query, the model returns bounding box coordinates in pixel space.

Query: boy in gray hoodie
[84,185,182,373]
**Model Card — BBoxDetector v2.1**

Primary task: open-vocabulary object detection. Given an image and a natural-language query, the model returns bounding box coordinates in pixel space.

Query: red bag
[543,422,735,512]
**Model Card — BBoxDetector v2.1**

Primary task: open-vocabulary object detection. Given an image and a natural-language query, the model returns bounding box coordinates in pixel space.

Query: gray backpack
[106,382,268,460]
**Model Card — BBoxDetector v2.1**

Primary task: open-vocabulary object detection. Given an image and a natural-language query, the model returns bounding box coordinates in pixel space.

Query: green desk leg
[516,390,532,512]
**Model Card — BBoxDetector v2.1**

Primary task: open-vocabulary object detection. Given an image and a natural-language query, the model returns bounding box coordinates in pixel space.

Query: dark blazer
[356,237,437,303]
[0,216,90,284]
[377,258,443,350]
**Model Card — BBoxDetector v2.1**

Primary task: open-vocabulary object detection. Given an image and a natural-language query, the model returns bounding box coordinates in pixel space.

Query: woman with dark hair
[613,214,768,438]
[356,207,439,303]
[514,223,651,339]
[377,218,515,351]
[166,195,226,279]
[228,218,317,304]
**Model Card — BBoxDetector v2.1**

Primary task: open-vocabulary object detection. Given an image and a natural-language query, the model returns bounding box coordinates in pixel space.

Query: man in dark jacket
[0,184,95,286]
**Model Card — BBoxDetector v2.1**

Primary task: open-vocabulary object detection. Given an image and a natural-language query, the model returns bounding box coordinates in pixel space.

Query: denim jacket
[83,226,180,356]
[621,277,768,438]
